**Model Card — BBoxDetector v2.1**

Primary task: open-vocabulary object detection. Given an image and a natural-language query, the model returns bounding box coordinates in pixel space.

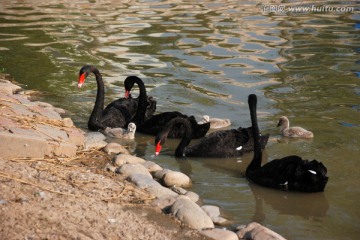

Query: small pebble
[108,218,117,224]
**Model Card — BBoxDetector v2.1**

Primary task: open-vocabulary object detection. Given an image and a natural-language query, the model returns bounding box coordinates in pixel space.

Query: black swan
[245,94,328,192]
[138,111,210,139]
[154,115,270,158]
[109,75,157,121]
[78,65,147,130]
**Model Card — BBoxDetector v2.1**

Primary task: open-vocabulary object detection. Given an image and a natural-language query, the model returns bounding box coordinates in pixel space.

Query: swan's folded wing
[186,129,251,157]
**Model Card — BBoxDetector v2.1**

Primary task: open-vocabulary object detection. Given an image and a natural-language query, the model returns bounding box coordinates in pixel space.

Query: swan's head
[127,122,136,132]
[124,76,142,98]
[154,134,167,156]
[277,116,289,127]
[202,115,210,123]
[78,65,93,88]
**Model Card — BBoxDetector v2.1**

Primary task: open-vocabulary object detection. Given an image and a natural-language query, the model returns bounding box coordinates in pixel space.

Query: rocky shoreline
[0,77,286,240]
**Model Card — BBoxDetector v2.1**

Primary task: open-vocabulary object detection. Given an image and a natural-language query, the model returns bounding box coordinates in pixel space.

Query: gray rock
[116,163,152,178]
[84,132,107,149]
[169,186,200,203]
[202,205,229,226]
[184,191,200,203]
[146,184,178,199]
[236,222,287,240]
[35,101,53,108]
[200,228,238,240]
[62,118,74,127]
[163,170,191,188]
[104,142,129,155]
[113,154,145,167]
[202,205,221,218]
[126,174,159,189]
[170,186,187,195]
[104,163,117,173]
[152,194,183,210]
[212,216,229,226]
[142,161,163,173]
[170,197,214,230]
[152,169,171,179]
[0,80,22,95]
[53,107,66,115]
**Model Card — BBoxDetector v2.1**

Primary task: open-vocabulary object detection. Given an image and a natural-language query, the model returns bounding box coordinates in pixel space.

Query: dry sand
[0,149,209,240]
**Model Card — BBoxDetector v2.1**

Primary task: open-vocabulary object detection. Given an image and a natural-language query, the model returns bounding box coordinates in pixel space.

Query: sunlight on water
[1,0,359,239]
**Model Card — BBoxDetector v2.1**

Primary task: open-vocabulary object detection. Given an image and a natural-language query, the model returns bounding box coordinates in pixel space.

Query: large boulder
[236,222,287,240]
[200,228,238,240]
[169,197,214,230]
[162,170,192,188]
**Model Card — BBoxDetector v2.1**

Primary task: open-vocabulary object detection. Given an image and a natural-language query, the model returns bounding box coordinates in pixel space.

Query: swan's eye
[308,170,317,175]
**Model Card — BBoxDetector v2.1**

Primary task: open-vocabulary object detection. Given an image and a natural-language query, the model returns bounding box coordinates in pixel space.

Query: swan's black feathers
[186,127,269,158]
[139,111,210,139]
[247,156,328,192]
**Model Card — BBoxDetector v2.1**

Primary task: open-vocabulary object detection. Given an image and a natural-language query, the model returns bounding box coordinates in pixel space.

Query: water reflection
[249,183,329,222]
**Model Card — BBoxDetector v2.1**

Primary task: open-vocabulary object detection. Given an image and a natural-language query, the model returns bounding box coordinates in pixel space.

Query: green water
[1,1,359,239]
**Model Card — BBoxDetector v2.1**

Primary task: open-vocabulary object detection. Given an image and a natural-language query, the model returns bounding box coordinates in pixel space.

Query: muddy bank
[0,76,286,240]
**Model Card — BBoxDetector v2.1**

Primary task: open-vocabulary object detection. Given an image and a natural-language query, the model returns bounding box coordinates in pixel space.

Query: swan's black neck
[127,76,147,125]
[247,94,262,171]
[160,117,193,157]
[88,66,105,130]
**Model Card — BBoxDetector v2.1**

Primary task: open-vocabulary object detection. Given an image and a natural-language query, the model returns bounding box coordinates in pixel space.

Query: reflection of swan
[155,116,269,158]
[277,116,314,138]
[249,183,329,223]
[246,94,329,192]
[276,136,313,144]
[197,115,231,129]
[103,122,136,139]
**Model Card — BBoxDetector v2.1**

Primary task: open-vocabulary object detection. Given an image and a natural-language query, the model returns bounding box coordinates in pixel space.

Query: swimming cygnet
[198,115,231,129]
[277,116,314,138]
[103,122,136,139]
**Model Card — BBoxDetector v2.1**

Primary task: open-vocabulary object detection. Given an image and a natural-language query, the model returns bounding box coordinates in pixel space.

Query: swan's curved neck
[131,77,147,125]
[89,67,105,130]
[160,117,193,157]
[247,95,262,171]
[175,119,193,157]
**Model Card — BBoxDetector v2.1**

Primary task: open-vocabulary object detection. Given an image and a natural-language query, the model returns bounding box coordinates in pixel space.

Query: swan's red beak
[125,90,130,98]
[78,73,86,88]
[155,142,162,156]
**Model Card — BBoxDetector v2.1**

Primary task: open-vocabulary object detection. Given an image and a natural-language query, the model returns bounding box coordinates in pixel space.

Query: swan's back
[138,111,210,138]
[248,155,328,192]
[186,128,269,158]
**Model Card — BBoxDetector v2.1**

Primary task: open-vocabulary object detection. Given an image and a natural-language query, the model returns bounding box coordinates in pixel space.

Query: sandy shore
[0,75,286,240]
